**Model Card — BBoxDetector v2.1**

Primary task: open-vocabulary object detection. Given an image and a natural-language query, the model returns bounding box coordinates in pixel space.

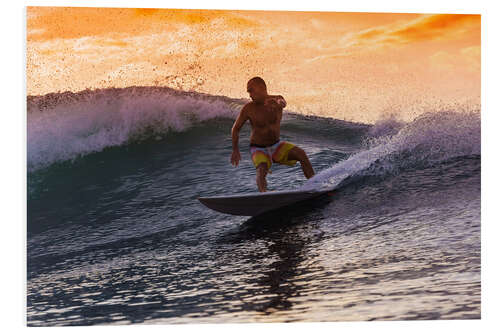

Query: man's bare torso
[245,96,283,146]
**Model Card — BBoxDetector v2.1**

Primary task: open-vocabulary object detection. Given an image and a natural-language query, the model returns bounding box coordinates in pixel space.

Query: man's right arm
[230,105,249,166]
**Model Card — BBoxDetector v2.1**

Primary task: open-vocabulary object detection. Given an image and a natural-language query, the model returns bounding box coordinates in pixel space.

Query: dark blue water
[27,87,481,325]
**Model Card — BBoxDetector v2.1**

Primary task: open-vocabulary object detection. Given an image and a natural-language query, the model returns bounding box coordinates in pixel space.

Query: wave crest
[27,86,245,172]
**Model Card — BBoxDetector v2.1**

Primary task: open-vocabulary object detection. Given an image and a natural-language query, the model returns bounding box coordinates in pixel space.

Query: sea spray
[301,109,480,191]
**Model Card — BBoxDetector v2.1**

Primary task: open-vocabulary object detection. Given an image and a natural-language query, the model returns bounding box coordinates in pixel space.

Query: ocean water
[27,87,481,326]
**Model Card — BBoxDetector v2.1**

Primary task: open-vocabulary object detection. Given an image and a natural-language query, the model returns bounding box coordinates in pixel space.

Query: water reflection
[219,194,334,316]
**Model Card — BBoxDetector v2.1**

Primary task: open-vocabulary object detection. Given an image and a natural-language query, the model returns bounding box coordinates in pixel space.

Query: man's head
[247,77,268,104]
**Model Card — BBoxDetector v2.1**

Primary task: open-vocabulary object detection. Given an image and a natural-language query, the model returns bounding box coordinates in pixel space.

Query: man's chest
[248,108,281,128]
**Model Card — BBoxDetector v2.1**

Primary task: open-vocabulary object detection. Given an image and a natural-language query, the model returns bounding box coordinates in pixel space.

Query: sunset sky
[26,7,480,123]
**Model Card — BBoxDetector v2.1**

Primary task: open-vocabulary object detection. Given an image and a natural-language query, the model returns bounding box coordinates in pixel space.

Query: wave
[27,86,481,179]
[27,86,246,172]
[300,109,481,191]
[27,86,370,173]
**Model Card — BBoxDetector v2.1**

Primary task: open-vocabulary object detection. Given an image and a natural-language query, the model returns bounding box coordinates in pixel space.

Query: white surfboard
[198,188,333,216]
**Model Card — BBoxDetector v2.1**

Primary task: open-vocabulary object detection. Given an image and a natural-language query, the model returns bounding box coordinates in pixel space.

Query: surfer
[230,76,315,192]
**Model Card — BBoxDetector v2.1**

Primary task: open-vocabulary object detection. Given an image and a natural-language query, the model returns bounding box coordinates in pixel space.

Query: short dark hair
[248,76,266,89]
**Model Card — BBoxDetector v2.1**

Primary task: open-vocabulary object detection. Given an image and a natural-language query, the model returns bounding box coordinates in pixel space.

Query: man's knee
[256,162,268,175]
[290,146,307,162]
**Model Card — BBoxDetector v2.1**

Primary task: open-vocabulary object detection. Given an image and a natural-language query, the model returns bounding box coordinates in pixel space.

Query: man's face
[247,82,266,103]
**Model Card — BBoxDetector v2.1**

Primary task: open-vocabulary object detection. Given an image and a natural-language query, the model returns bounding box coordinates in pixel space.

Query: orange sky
[26,7,480,123]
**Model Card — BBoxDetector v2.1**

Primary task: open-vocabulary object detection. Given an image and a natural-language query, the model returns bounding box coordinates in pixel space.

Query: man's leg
[287,146,315,179]
[256,162,269,192]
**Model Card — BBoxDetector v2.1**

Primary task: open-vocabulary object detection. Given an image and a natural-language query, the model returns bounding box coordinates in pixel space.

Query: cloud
[341,14,480,48]
[428,45,481,73]
[429,51,456,71]
[461,45,481,70]
[304,52,352,64]
[27,7,257,42]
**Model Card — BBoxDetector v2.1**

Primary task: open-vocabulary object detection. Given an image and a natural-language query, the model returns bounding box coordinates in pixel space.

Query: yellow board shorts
[249,140,298,174]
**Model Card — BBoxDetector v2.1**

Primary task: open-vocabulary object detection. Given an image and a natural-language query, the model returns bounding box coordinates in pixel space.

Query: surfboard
[198,188,333,216]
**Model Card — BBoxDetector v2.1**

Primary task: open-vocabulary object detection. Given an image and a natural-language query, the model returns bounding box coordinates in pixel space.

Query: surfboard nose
[198,197,262,216]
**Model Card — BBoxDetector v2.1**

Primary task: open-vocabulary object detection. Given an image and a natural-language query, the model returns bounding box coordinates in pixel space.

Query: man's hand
[264,97,279,110]
[264,96,286,110]
[231,149,241,167]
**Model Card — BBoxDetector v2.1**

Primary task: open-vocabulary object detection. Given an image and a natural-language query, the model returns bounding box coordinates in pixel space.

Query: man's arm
[230,105,249,167]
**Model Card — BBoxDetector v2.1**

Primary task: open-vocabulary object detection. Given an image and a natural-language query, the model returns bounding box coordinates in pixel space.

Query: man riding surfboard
[230,77,315,192]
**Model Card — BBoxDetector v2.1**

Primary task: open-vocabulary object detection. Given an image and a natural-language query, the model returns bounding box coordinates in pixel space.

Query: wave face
[27,86,244,172]
[27,87,480,325]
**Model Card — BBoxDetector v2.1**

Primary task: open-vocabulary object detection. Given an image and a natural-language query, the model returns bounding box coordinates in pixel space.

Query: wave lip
[27,86,245,172]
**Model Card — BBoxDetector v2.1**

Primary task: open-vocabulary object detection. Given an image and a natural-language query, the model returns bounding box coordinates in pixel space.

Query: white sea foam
[27,87,243,172]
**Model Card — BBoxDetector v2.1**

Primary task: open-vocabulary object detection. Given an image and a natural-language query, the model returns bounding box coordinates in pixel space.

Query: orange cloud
[429,44,481,73]
[342,14,480,47]
[429,50,457,71]
[461,45,481,71]
[27,7,256,42]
